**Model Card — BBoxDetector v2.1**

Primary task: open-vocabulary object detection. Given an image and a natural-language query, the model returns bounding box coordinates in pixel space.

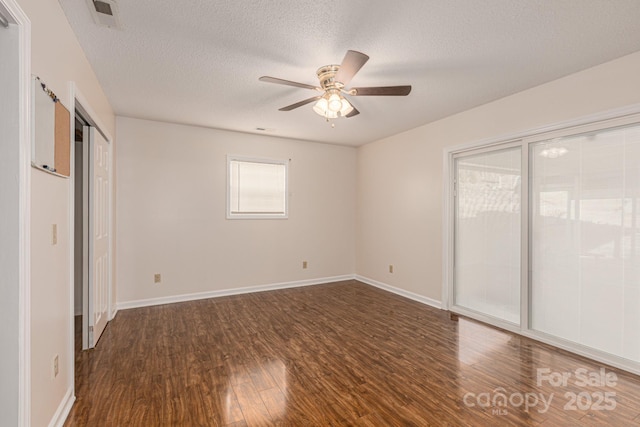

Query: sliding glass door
[453,146,521,324]
[449,118,640,370]
[530,125,640,362]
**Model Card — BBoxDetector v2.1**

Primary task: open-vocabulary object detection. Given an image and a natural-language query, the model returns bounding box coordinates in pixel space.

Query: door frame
[67,83,113,365]
[0,0,32,424]
[448,140,525,331]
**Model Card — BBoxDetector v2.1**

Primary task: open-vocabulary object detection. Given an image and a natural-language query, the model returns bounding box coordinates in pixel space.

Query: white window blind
[531,125,640,362]
[228,157,287,218]
[453,147,522,324]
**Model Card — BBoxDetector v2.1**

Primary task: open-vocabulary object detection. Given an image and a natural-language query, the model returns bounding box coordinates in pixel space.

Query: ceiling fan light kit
[312,88,354,120]
[259,50,411,123]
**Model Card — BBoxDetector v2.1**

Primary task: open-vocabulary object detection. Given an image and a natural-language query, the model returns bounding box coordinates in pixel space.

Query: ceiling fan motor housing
[316,65,344,90]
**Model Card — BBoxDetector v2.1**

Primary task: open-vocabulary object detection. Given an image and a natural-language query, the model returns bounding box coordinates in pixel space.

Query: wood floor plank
[65,280,640,426]
[233,381,273,427]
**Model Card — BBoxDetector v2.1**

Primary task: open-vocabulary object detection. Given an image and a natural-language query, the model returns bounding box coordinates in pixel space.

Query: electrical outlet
[302,261,308,269]
[154,273,161,283]
[52,224,57,245]
[53,355,59,378]
[389,264,394,273]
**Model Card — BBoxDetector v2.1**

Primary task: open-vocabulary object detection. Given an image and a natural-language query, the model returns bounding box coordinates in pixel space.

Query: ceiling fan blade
[278,96,321,111]
[334,50,369,86]
[259,76,320,91]
[350,85,412,96]
[345,106,360,118]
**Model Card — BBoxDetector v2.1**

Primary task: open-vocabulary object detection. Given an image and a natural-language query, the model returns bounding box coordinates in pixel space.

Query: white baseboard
[117,275,355,310]
[355,275,443,309]
[48,387,75,427]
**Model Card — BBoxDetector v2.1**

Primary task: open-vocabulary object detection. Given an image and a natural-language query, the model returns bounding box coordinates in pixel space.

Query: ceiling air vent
[86,0,121,29]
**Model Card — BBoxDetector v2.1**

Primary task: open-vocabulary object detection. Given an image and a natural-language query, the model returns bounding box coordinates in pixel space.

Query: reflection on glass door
[454,147,521,324]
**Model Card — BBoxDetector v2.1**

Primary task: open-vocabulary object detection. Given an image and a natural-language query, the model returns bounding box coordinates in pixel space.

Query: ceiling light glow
[313,92,354,120]
[540,147,568,158]
[328,93,343,112]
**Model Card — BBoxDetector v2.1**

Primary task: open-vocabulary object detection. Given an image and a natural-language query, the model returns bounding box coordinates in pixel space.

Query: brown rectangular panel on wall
[54,101,71,177]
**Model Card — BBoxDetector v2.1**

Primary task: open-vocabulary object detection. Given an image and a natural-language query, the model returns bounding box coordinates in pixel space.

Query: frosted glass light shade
[328,93,342,112]
[313,92,352,119]
[339,98,353,116]
[313,98,328,116]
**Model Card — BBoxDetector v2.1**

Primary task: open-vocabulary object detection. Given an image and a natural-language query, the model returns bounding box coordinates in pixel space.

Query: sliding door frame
[449,140,525,333]
[443,104,640,375]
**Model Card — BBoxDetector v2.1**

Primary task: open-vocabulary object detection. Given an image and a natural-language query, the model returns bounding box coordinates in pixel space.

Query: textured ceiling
[59,0,640,146]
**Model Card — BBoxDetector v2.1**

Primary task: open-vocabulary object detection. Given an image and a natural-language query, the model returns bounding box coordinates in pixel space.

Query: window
[227,156,288,219]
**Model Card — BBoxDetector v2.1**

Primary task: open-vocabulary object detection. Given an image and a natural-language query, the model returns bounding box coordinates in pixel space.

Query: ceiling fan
[259,50,411,121]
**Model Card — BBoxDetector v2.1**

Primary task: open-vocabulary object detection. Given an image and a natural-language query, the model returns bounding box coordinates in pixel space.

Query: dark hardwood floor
[65,280,640,426]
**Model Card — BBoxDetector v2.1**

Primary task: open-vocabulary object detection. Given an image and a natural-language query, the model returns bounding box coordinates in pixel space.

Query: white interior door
[88,127,110,347]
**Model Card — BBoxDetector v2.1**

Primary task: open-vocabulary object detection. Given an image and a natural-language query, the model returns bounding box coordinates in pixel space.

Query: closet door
[453,146,522,324]
[88,127,110,347]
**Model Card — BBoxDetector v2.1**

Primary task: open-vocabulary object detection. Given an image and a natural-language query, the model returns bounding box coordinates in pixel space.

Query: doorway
[69,88,114,409]
[72,110,111,352]
[70,92,113,360]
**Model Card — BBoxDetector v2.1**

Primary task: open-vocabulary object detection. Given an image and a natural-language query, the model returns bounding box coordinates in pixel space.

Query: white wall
[356,50,640,302]
[116,117,356,306]
[0,17,20,427]
[15,0,116,425]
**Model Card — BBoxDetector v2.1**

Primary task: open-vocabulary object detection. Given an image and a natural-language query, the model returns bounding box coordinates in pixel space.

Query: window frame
[226,155,289,220]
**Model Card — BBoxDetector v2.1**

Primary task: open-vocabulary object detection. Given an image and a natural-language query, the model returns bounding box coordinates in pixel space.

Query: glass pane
[229,160,286,214]
[530,125,640,362]
[454,147,521,324]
